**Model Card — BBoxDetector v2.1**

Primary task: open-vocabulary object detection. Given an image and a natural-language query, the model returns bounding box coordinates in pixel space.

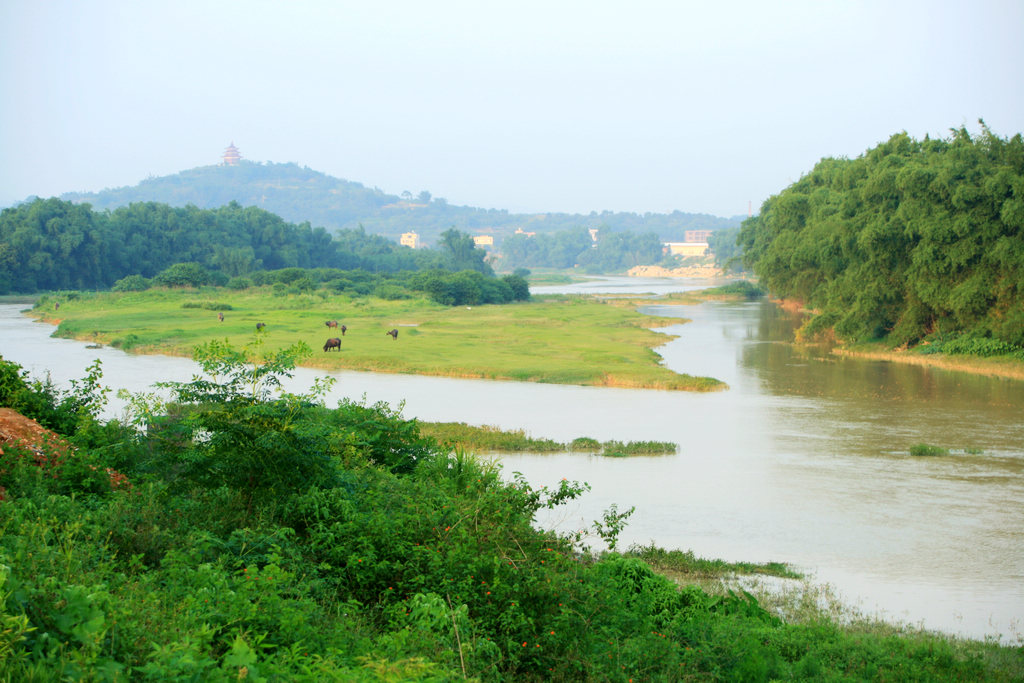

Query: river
[1,277,1022,643]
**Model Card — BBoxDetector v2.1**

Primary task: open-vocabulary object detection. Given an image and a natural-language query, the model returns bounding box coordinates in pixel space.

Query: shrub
[111,274,150,292]
[181,301,234,311]
[909,443,949,457]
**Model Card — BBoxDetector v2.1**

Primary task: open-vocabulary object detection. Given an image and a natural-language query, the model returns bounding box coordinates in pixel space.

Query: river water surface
[1,277,1022,643]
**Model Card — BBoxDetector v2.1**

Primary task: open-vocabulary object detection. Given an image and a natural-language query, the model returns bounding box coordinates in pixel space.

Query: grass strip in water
[420,421,677,456]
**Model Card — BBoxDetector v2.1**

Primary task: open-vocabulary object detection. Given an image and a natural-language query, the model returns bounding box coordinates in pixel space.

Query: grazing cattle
[386,328,399,340]
[256,322,266,331]
[323,337,341,352]
[326,320,338,329]
[54,302,60,310]
[218,312,224,322]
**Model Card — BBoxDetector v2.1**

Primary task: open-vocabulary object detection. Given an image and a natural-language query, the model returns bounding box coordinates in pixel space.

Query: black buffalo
[256,322,266,331]
[324,337,341,352]
[386,328,398,340]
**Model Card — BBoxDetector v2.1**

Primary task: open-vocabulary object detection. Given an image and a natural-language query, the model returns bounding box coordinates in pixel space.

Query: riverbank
[29,288,727,391]
[833,345,1024,382]
[627,264,723,278]
[770,296,1024,382]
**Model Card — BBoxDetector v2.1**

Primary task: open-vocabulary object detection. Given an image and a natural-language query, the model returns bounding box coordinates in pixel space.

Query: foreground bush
[0,350,1014,681]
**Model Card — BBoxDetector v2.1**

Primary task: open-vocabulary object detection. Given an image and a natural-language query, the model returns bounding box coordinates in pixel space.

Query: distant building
[513,228,536,238]
[222,142,242,166]
[685,230,713,243]
[473,235,494,248]
[588,228,599,242]
[400,231,420,249]
[665,242,709,257]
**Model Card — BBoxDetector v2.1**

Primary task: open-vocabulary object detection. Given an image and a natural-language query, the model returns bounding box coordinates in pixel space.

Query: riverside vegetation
[1,348,1020,682]
[417,422,677,457]
[738,123,1024,364]
[32,287,725,391]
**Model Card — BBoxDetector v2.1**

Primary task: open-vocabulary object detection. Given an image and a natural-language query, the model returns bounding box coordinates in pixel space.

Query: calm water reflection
[1,278,1022,642]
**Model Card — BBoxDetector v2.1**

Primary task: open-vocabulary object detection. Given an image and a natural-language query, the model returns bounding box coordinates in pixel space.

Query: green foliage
[909,443,950,457]
[0,352,1011,680]
[152,262,223,288]
[569,436,601,451]
[626,543,802,579]
[417,424,677,457]
[739,122,1024,349]
[917,332,1024,359]
[599,440,678,457]
[592,504,636,550]
[0,356,109,436]
[181,300,234,311]
[706,280,765,299]
[418,422,563,452]
[110,274,149,292]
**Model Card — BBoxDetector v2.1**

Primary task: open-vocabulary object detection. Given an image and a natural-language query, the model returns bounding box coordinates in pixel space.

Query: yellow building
[400,231,420,249]
[665,242,709,257]
[473,235,494,248]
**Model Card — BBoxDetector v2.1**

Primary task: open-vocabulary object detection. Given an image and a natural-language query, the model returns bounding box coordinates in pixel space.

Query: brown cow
[326,320,338,328]
[323,337,341,352]
[386,328,398,340]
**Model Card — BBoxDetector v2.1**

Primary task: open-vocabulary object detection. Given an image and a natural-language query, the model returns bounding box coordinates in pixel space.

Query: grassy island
[31,288,726,391]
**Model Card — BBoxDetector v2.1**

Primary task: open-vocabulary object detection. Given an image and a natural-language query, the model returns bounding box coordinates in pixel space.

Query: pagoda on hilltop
[222,142,242,166]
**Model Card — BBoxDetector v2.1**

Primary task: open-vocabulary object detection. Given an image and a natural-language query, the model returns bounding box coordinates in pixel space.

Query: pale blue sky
[2,0,1022,217]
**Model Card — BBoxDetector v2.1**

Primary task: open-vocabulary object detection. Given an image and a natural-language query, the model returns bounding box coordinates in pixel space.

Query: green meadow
[34,288,725,391]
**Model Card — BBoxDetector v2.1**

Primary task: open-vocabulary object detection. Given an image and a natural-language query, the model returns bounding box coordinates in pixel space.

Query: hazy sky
[2,1,1022,218]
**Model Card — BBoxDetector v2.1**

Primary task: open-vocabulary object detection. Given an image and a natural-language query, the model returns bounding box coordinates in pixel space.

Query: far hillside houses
[400,231,419,249]
[664,242,709,257]
[472,235,494,249]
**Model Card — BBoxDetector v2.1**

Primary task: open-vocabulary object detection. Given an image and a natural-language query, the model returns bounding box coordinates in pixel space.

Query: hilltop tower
[222,142,242,166]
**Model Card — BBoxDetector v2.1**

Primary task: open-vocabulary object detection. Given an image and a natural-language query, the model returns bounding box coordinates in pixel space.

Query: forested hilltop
[54,161,740,245]
[739,124,1024,351]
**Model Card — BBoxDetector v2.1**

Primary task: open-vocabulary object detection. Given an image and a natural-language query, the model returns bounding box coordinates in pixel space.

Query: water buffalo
[256,322,266,331]
[218,311,224,322]
[323,337,341,352]
[326,320,338,328]
[386,328,398,340]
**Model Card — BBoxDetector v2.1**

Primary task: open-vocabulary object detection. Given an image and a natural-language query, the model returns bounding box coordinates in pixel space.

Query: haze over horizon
[2,0,1022,219]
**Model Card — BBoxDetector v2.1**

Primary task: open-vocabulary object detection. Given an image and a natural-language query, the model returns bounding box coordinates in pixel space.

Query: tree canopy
[0,200,492,296]
[738,123,1024,347]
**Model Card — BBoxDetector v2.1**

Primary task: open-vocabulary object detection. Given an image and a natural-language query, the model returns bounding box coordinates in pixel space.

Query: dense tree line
[0,199,502,296]
[498,227,670,272]
[55,160,741,245]
[738,123,1024,347]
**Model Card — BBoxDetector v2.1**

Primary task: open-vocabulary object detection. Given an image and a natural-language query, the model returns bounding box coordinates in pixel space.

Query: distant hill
[59,161,741,245]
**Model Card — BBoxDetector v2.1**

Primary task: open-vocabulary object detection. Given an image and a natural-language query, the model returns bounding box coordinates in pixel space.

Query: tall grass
[419,422,678,456]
